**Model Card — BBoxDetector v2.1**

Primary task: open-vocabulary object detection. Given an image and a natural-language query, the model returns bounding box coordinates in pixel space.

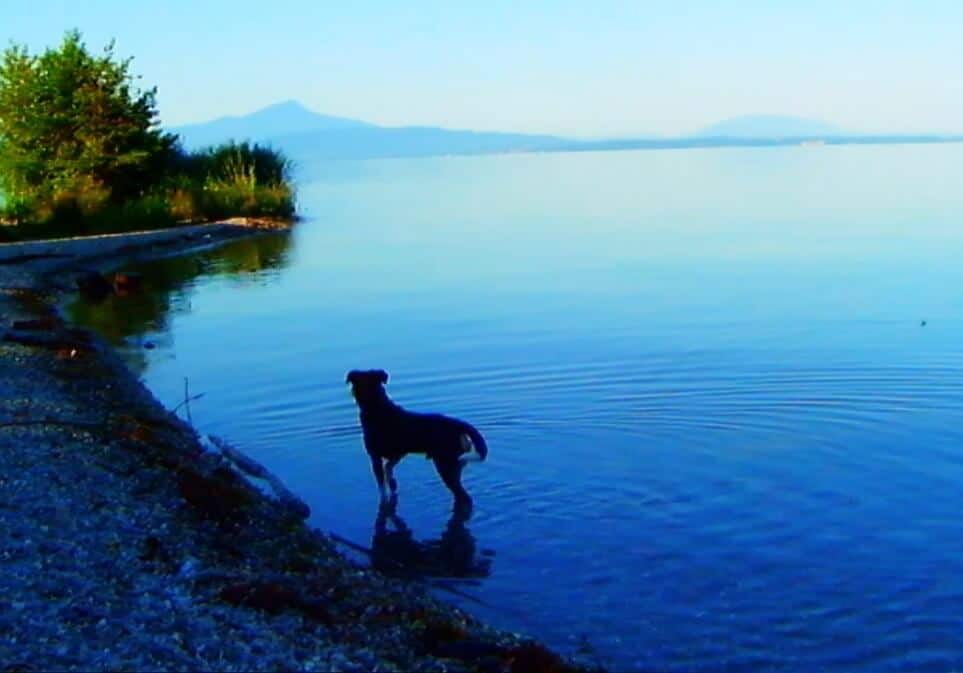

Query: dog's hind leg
[385,456,401,494]
[432,457,472,511]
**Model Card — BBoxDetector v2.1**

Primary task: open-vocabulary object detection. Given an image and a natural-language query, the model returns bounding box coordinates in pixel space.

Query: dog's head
[346,369,389,406]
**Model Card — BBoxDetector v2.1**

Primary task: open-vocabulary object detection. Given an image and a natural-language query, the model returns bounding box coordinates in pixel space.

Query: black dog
[346,369,488,510]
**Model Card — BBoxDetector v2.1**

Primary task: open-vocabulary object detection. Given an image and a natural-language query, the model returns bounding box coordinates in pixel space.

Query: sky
[2,1,961,137]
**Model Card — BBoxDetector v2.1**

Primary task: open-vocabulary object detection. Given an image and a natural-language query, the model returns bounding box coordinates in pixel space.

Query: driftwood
[205,434,311,520]
[172,377,204,424]
[209,435,270,478]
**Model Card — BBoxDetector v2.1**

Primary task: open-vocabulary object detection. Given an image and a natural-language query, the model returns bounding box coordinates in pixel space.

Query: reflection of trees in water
[370,505,494,582]
[65,233,293,374]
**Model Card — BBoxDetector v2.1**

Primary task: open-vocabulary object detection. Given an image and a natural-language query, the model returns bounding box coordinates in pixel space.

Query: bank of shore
[0,221,606,672]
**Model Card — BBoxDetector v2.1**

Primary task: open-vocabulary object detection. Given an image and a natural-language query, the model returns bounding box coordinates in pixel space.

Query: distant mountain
[694,115,840,139]
[171,100,373,149]
[169,102,962,162]
[169,100,570,160]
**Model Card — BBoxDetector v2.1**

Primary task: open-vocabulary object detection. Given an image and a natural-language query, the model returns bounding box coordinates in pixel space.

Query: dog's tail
[459,426,488,464]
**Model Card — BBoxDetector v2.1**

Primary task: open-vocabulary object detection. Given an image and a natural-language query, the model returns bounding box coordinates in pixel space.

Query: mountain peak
[255,99,314,115]
[269,99,306,109]
[171,100,373,149]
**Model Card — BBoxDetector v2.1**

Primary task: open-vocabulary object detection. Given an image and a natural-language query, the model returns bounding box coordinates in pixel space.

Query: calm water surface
[71,145,963,672]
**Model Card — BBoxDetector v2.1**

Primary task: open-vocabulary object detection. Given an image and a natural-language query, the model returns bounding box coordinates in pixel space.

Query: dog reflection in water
[371,498,493,581]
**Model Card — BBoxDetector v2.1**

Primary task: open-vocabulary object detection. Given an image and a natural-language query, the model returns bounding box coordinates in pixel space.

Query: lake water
[70,144,963,672]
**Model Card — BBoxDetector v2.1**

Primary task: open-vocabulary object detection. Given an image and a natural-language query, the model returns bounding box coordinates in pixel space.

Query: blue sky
[2,1,961,137]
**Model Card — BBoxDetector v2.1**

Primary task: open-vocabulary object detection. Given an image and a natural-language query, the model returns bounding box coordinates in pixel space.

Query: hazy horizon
[3,2,962,137]
[174,100,854,140]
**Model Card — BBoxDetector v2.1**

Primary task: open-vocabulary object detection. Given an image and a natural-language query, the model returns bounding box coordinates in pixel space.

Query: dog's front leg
[369,454,390,503]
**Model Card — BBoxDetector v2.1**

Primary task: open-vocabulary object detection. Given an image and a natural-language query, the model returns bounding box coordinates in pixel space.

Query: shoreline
[0,220,605,672]
[0,218,293,272]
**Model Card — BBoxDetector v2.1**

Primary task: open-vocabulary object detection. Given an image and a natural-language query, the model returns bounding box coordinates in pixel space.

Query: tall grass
[177,142,296,221]
[0,141,296,242]
[193,141,294,186]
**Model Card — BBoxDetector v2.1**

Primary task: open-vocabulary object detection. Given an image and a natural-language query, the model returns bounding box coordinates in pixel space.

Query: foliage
[0,32,296,240]
[0,30,175,214]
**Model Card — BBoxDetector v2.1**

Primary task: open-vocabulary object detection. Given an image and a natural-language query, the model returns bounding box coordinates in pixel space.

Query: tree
[0,30,176,219]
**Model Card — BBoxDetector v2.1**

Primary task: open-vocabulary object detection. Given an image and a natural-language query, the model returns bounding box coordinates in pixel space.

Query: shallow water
[70,144,963,671]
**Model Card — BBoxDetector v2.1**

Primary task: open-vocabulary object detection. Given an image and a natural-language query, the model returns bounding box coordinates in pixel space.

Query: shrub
[0,31,176,216]
[169,141,296,221]
[0,32,296,239]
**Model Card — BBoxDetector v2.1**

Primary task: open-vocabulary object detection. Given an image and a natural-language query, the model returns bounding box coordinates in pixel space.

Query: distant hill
[172,100,374,149]
[169,102,962,162]
[170,101,569,160]
[695,115,840,139]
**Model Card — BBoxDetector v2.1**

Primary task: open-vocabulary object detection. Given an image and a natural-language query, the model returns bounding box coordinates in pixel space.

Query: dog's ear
[377,369,389,385]
[345,370,358,385]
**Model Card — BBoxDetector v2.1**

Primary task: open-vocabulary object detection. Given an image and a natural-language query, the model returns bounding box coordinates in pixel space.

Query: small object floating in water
[112,271,143,295]
[76,270,112,301]
[921,320,927,327]
[143,341,156,350]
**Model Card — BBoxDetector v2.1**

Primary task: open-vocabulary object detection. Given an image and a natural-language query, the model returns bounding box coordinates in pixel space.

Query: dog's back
[362,406,487,464]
